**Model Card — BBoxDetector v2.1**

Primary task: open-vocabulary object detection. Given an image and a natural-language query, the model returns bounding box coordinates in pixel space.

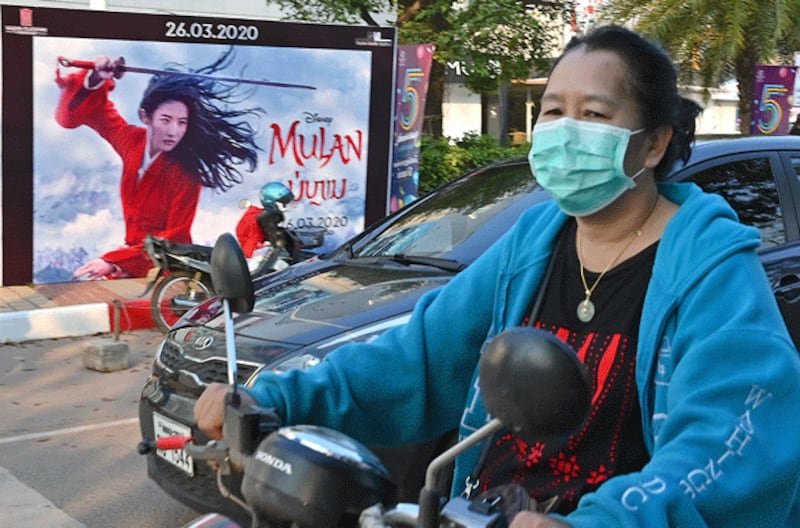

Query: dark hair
[140,47,263,191]
[555,25,702,179]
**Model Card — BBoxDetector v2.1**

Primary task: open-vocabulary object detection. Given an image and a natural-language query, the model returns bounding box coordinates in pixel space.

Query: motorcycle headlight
[262,313,412,374]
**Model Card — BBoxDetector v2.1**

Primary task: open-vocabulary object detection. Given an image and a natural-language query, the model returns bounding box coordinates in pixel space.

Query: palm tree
[600,0,800,134]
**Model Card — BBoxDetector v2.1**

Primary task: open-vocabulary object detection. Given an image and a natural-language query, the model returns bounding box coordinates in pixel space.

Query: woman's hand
[72,258,115,280]
[87,56,123,88]
[194,383,230,440]
[195,383,257,440]
[510,511,572,528]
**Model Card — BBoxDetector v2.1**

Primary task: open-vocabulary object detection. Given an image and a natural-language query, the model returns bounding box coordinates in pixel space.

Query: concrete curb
[1,298,155,344]
[0,278,157,344]
[0,304,110,343]
[0,467,86,528]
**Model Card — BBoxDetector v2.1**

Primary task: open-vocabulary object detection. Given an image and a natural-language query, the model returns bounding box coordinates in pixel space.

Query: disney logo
[303,112,333,124]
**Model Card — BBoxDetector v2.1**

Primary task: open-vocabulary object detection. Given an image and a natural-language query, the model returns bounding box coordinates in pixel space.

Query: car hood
[172,259,451,365]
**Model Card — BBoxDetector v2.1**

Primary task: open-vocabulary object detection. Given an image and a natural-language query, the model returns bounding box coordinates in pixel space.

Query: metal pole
[112,299,121,341]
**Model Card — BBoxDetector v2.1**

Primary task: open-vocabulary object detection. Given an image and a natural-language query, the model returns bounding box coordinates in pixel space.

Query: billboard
[1,5,396,285]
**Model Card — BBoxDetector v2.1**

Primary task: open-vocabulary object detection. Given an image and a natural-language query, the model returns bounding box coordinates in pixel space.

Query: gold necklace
[576,199,658,323]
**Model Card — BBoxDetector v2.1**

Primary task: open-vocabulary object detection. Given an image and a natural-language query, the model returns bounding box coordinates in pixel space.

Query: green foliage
[268,0,393,25]
[268,0,570,96]
[436,0,560,93]
[417,132,529,194]
[602,0,800,82]
[600,0,800,134]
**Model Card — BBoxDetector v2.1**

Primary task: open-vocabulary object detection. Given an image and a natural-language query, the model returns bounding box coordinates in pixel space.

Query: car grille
[159,340,259,385]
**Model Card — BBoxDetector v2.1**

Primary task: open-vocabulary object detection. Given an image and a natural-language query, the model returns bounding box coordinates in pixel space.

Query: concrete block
[82,339,130,372]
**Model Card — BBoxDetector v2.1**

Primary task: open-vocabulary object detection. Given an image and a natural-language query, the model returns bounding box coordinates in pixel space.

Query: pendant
[577,298,595,323]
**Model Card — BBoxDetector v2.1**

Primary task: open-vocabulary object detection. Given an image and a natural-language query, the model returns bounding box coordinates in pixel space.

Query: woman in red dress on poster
[55,48,263,279]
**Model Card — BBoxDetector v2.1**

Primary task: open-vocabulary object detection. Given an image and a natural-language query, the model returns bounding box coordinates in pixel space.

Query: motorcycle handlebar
[137,435,231,463]
[154,435,193,450]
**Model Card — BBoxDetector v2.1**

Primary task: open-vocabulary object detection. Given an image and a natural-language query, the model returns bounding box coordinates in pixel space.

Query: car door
[765,151,800,349]
[673,149,800,348]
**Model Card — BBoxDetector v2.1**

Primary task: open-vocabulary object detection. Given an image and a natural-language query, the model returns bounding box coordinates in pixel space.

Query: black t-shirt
[476,221,657,514]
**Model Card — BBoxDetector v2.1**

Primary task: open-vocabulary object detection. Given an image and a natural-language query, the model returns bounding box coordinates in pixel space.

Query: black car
[139,135,800,522]
[665,136,800,348]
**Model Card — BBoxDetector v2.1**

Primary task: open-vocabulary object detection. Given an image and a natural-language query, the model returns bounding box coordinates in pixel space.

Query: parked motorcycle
[138,232,592,528]
[143,182,325,333]
[142,236,214,333]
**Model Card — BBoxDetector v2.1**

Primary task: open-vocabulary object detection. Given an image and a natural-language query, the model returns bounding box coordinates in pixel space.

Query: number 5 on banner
[400,68,424,131]
[757,83,789,135]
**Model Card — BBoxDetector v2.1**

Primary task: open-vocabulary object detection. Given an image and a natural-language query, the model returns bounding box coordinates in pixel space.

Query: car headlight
[264,313,412,374]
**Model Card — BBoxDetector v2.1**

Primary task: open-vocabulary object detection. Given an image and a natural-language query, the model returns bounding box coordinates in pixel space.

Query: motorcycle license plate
[153,413,194,476]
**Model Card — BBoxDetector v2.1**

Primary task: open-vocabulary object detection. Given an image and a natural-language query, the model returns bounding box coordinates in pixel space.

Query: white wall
[683,85,741,135]
[442,83,482,140]
[443,82,743,143]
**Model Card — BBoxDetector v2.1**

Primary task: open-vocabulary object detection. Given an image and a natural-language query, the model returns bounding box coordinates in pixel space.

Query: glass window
[790,155,800,179]
[356,164,536,257]
[686,158,784,248]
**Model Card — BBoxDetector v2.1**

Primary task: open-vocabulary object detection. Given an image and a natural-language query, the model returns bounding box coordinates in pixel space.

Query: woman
[196,26,800,527]
[56,48,262,279]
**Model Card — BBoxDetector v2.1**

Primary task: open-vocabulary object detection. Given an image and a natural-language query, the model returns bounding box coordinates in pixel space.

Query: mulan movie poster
[1,5,395,285]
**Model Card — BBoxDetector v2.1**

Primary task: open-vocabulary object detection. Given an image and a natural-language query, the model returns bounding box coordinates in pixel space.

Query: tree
[267,0,571,136]
[599,0,800,135]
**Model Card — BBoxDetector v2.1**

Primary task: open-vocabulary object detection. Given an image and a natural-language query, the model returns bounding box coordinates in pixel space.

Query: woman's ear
[643,125,673,168]
[139,107,150,125]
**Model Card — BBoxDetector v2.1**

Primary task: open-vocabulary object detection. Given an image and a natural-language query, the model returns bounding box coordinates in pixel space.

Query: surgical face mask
[528,117,645,216]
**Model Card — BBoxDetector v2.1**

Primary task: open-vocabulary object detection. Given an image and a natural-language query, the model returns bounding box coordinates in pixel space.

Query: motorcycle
[143,182,326,333]
[138,232,592,528]
[142,236,215,333]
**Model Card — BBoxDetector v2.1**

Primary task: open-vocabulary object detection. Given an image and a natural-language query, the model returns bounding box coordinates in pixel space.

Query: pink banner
[390,43,435,212]
[752,65,797,135]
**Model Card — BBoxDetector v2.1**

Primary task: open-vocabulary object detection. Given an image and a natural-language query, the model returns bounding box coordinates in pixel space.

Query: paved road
[0,330,200,527]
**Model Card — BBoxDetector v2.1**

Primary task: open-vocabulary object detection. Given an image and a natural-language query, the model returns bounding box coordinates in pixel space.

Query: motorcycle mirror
[479,327,591,439]
[238,198,253,209]
[418,327,592,528]
[210,232,255,314]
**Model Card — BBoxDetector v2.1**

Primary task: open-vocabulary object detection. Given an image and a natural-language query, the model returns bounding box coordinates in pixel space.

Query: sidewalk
[0,278,155,343]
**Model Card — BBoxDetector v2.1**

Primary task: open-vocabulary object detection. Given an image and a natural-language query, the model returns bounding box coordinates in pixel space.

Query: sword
[57,56,316,90]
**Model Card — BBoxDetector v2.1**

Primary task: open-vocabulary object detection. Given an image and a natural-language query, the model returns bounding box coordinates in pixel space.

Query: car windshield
[353,161,538,260]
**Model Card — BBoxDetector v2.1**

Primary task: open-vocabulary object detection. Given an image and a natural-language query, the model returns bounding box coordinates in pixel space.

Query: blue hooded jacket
[245,182,800,527]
